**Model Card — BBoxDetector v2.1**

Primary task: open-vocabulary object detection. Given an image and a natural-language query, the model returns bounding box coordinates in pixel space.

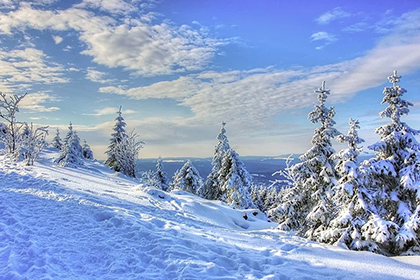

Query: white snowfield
[1,149,419,280]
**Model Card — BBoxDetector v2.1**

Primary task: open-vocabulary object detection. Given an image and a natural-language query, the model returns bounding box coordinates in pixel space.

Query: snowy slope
[1,149,419,280]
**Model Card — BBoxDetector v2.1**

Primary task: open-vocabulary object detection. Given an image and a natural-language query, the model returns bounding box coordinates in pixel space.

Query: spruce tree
[219,148,255,209]
[361,70,420,255]
[156,157,169,191]
[56,123,83,167]
[51,128,63,150]
[199,122,231,200]
[82,139,94,160]
[172,160,203,194]
[105,106,128,172]
[320,118,373,250]
[270,81,340,236]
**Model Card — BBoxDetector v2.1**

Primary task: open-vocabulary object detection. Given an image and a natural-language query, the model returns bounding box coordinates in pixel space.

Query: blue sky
[0,0,420,159]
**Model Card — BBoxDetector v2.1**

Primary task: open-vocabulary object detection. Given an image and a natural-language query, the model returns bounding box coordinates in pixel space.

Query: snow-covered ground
[1,149,419,280]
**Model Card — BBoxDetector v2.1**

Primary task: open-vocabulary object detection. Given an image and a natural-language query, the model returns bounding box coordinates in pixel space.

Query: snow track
[1,151,420,279]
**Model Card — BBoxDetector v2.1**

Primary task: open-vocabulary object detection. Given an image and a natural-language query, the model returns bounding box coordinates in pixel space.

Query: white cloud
[310,31,337,49]
[53,35,63,44]
[19,92,60,112]
[84,107,136,116]
[316,7,351,25]
[0,5,229,76]
[0,48,68,92]
[310,31,336,42]
[85,68,115,84]
[74,0,137,15]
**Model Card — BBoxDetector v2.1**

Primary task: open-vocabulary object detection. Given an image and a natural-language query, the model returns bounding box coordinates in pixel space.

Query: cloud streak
[316,7,351,25]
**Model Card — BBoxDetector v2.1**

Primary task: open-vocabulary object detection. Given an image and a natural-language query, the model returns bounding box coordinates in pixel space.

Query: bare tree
[0,92,27,154]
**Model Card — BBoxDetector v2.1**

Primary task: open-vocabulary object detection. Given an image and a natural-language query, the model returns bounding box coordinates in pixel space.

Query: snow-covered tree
[105,106,128,172]
[55,122,84,167]
[270,81,340,235]
[156,157,169,191]
[218,148,255,209]
[251,184,278,213]
[113,130,144,178]
[361,70,420,255]
[0,93,26,154]
[319,118,373,249]
[140,170,160,188]
[17,123,48,166]
[199,122,231,200]
[172,160,203,194]
[82,140,94,160]
[51,128,63,150]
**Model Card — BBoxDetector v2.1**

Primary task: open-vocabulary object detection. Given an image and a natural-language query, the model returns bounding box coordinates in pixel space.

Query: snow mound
[1,149,419,279]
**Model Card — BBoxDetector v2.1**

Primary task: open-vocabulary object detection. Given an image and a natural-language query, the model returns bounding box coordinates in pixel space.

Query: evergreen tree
[199,122,231,200]
[320,118,373,250]
[270,81,340,235]
[51,128,63,150]
[113,130,144,178]
[361,70,420,255]
[156,157,169,191]
[56,123,83,167]
[172,160,203,194]
[63,122,74,147]
[105,106,128,172]
[82,140,94,160]
[218,148,255,209]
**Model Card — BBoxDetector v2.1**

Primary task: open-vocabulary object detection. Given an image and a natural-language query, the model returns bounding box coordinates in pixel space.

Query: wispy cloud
[316,7,351,25]
[19,92,60,112]
[0,48,68,92]
[310,31,337,49]
[0,5,230,76]
[84,107,136,116]
[85,68,115,84]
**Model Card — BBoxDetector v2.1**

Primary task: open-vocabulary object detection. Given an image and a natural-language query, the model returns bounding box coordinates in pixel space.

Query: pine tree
[172,160,203,194]
[51,128,63,150]
[82,140,94,160]
[320,118,373,250]
[361,70,420,255]
[270,81,340,235]
[105,106,128,172]
[199,122,231,200]
[156,157,169,191]
[218,148,255,209]
[56,123,83,167]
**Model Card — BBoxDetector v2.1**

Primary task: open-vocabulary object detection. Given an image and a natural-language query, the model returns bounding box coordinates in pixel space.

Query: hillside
[1,148,419,280]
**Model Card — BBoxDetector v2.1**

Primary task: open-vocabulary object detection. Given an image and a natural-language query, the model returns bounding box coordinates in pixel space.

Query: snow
[1,148,420,280]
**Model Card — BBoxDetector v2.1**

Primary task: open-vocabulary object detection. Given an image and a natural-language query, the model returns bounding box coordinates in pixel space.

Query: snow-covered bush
[82,140,94,160]
[171,160,203,194]
[16,123,49,166]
